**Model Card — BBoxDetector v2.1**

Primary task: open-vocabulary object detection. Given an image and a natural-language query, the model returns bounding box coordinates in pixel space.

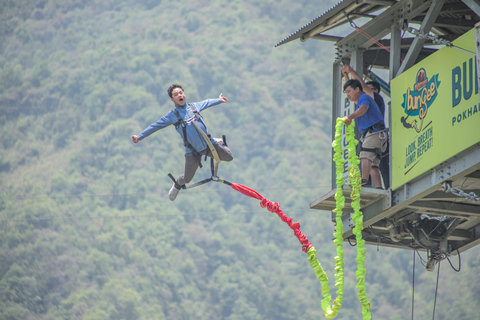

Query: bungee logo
[401,68,439,171]
[400,68,440,133]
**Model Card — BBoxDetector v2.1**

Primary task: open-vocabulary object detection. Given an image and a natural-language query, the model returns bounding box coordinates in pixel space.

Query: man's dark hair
[343,79,363,92]
[167,84,184,98]
[366,81,381,92]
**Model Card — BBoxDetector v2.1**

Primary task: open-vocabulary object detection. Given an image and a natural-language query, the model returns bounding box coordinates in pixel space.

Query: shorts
[359,130,388,167]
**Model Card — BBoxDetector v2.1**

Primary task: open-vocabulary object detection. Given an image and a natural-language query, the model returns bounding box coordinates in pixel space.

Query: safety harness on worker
[360,121,388,158]
[168,104,225,189]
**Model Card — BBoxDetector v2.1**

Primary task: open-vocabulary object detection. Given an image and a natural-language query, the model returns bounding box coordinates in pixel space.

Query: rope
[412,249,416,320]
[355,27,391,52]
[342,10,390,53]
[227,182,311,252]
[339,118,372,319]
[220,118,372,319]
[226,181,344,318]
[432,261,441,320]
[446,250,461,272]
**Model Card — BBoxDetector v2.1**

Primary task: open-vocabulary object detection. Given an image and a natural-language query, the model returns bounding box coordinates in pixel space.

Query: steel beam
[462,0,480,17]
[408,200,480,216]
[390,23,402,81]
[336,0,433,54]
[397,0,447,75]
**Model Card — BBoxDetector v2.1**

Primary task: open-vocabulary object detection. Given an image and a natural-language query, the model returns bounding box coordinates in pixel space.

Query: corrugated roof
[275,0,480,49]
[274,0,350,47]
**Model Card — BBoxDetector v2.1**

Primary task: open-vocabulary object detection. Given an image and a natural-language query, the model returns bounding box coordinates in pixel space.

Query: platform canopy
[277,0,480,270]
[276,0,480,73]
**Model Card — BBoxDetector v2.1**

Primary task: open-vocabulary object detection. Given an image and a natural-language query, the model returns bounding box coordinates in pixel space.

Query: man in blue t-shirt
[343,79,387,188]
[342,65,389,189]
[341,65,385,117]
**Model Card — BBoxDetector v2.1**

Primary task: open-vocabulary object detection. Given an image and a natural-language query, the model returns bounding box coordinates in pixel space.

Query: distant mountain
[1,1,479,319]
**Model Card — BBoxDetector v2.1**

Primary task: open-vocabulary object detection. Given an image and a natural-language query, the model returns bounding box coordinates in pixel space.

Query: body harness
[360,122,388,159]
[168,104,226,189]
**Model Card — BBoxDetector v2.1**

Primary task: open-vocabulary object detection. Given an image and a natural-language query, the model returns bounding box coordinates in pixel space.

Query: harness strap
[172,109,203,168]
[168,173,186,189]
[185,177,213,189]
[187,104,221,177]
[190,119,221,176]
[361,140,388,158]
[167,159,217,190]
[361,147,382,157]
[362,121,384,134]
[189,105,207,128]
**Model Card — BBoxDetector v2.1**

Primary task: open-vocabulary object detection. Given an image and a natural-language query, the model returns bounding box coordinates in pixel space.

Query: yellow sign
[391,29,480,190]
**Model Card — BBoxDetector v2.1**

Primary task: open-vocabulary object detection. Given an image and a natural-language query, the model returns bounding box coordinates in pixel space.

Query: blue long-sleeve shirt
[137,99,222,153]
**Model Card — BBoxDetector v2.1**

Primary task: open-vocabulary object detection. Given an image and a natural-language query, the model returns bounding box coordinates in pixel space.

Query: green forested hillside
[1,0,479,319]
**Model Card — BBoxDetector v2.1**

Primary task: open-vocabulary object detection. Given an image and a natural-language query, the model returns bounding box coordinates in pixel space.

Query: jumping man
[132,84,233,200]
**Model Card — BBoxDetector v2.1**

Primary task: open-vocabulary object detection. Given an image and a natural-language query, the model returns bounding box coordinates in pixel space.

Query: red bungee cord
[230,183,312,253]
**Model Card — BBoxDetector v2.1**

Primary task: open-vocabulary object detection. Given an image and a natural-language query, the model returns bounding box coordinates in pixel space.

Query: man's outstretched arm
[195,93,228,112]
[131,114,175,144]
[219,93,228,103]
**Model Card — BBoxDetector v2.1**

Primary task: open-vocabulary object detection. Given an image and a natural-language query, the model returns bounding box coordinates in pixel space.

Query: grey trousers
[176,140,233,186]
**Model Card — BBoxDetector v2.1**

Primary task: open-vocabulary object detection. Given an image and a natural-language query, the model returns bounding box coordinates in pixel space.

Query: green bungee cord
[306,118,372,319]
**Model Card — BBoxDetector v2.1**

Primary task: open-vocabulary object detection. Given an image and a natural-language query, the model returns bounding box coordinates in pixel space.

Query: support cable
[407,27,475,55]
[446,250,461,272]
[412,249,416,320]
[342,10,391,52]
[432,261,441,320]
